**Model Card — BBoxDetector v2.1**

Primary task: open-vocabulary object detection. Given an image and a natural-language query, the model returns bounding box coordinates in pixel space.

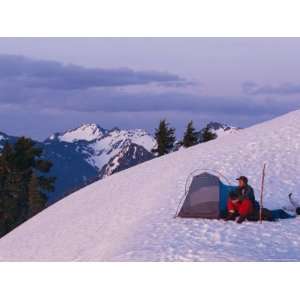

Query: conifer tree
[0,137,55,236]
[0,143,21,232]
[28,174,47,218]
[201,126,217,142]
[152,119,176,156]
[182,121,198,148]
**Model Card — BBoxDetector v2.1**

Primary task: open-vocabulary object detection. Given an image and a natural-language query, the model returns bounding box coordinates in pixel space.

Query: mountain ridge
[0,121,238,204]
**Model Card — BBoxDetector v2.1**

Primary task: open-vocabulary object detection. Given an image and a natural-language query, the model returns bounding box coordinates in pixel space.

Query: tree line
[152,120,216,156]
[0,137,55,237]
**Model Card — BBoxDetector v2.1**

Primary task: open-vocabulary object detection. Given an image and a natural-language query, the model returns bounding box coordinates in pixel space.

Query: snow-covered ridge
[100,142,154,178]
[0,133,6,149]
[0,132,18,150]
[0,121,236,205]
[1,110,300,261]
[0,134,6,142]
[96,128,155,152]
[1,124,156,203]
[49,123,108,143]
[77,127,155,172]
[0,131,12,141]
[43,125,156,202]
[206,121,240,138]
[48,123,155,146]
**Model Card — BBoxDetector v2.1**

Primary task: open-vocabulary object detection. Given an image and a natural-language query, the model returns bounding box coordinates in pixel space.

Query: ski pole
[259,163,266,224]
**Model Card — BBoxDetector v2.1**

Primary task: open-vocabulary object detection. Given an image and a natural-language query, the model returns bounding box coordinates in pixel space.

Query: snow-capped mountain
[44,125,155,203]
[0,122,236,204]
[1,110,299,261]
[84,128,155,171]
[100,142,154,178]
[83,128,154,170]
[0,124,155,204]
[48,123,108,143]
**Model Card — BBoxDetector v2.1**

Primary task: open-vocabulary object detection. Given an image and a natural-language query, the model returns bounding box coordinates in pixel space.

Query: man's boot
[237,216,246,224]
[225,212,238,221]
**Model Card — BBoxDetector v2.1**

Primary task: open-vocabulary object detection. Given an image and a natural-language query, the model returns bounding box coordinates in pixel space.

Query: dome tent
[177,171,235,219]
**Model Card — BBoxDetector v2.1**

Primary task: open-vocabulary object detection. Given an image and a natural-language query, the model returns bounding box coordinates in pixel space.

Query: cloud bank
[242,81,300,95]
[0,54,300,140]
[0,54,186,90]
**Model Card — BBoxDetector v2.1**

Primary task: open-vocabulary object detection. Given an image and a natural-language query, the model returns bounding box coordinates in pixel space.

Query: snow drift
[0,110,300,261]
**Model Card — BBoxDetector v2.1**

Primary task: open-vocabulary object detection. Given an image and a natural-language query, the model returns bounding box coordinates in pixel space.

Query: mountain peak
[48,123,108,143]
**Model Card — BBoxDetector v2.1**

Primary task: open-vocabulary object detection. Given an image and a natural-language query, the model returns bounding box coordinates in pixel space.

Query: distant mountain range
[0,122,239,204]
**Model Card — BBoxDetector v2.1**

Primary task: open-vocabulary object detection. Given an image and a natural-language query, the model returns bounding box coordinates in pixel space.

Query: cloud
[76,93,292,116]
[0,54,186,90]
[242,81,300,95]
[1,54,300,141]
[8,85,292,118]
[0,98,297,142]
[0,70,298,119]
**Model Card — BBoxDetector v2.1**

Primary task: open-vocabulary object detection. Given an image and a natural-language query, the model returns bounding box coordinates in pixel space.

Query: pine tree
[152,119,176,156]
[182,121,198,148]
[0,143,21,233]
[201,126,217,142]
[0,137,55,236]
[28,174,47,218]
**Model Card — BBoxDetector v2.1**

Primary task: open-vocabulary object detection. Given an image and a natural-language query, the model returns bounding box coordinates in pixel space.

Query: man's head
[236,176,248,188]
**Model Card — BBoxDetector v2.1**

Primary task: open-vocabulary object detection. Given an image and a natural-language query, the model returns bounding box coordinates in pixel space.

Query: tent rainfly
[177,172,233,219]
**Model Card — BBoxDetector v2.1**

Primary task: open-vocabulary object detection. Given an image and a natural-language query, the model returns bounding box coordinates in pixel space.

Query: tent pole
[259,163,266,224]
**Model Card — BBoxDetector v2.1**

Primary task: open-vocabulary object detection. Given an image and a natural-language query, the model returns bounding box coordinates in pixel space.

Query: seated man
[235,175,279,222]
[226,190,253,223]
[235,175,260,210]
[226,175,258,223]
[226,176,295,222]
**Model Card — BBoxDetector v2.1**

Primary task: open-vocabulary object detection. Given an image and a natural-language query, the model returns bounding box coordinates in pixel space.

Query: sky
[0,37,300,140]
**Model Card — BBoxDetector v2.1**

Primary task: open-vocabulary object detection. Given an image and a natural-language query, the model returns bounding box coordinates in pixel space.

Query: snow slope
[0,110,300,261]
